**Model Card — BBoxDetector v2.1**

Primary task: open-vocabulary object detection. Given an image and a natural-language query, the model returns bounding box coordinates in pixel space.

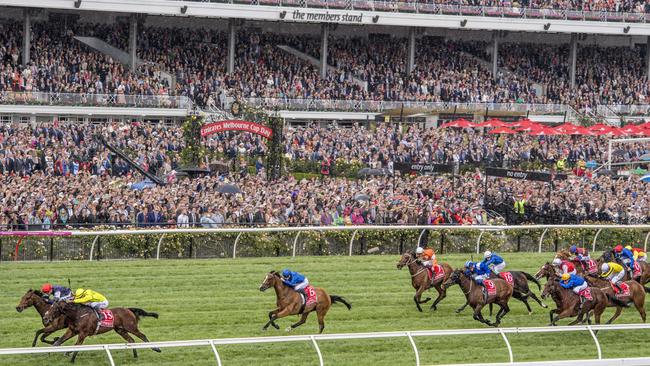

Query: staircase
[96,135,166,185]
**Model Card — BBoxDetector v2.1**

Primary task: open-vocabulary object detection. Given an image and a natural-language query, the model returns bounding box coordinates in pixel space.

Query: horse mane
[33,290,44,297]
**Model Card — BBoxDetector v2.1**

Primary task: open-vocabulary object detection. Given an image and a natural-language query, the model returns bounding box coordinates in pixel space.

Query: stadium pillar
[407,28,416,74]
[570,34,577,89]
[228,19,236,75]
[646,36,650,79]
[491,33,498,80]
[320,24,329,79]
[22,9,31,67]
[129,15,137,72]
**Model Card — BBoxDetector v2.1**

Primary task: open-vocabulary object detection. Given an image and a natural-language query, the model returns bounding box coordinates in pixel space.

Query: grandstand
[0,1,649,365]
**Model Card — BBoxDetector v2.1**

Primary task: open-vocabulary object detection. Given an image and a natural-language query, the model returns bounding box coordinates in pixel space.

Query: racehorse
[44,302,161,363]
[583,276,649,324]
[597,248,650,284]
[15,289,68,347]
[259,271,351,333]
[396,250,453,312]
[554,250,599,276]
[455,270,546,315]
[443,269,512,327]
[540,279,613,326]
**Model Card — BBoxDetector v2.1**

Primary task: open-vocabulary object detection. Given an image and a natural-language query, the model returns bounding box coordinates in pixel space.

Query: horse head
[396,250,415,270]
[259,271,280,292]
[555,249,571,260]
[540,278,560,300]
[16,289,43,313]
[43,300,67,325]
[534,262,554,281]
[598,249,613,263]
[443,269,462,289]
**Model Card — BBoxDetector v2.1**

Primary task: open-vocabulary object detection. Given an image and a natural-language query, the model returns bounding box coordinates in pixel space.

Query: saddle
[612,282,630,298]
[578,287,593,301]
[427,265,445,283]
[93,309,114,334]
[298,286,317,314]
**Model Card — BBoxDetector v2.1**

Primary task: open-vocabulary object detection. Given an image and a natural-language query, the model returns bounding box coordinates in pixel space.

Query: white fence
[1,224,649,261]
[2,324,650,366]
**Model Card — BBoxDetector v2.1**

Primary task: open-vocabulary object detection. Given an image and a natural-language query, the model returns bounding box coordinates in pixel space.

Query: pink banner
[200,120,273,139]
[0,231,73,237]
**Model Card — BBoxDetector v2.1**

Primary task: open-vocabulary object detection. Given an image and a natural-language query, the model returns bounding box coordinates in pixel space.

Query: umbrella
[354,194,370,201]
[131,179,156,191]
[441,118,475,128]
[488,127,517,134]
[568,126,594,135]
[638,121,650,129]
[475,118,508,128]
[515,124,543,132]
[528,127,560,136]
[217,184,241,194]
[640,153,650,161]
[510,118,535,128]
[553,123,579,134]
[641,174,650,183]
[588,123,610,132]
[620,125,642,134]
[632,167,648,175]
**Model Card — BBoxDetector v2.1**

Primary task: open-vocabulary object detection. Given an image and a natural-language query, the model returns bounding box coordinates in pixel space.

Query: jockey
[415,247,437,267]
[281,269,310,297]
[625,245,647,263]
[614,245,635,279]
[73,288,109,311]
[559,273,589,308]
[464,260,490,302]
[482,251,506,275]
[41,283,73,303]
[600,262,625,293]
[569,245,591,269]
[552,258,576,276]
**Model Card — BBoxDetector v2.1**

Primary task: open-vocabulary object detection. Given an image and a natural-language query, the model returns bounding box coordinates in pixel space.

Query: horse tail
[606,295,630,308]
[129,308,159,320]
[522,271,541,291]
[644,286,650,294]
[330,295,352,310]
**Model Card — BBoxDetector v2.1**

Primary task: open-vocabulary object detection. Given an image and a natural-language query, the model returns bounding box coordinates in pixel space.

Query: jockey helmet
[74,288,85,298]
[41,283,52,293]
[281,269,291,278]
[625,245,633,251]
[614,245,623,253]
[484,250,492,259]
[552,258,562,266]
[569,245,577,254]
[464,260,474,269]
[601,263,609,273]
[561,273,570,281]
[415,247,424,254]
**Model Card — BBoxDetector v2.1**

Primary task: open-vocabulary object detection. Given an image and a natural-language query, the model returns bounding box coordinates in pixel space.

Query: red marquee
[200,120,273,139]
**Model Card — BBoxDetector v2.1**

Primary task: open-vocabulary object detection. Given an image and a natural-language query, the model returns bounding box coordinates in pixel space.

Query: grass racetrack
[2,253,650,366]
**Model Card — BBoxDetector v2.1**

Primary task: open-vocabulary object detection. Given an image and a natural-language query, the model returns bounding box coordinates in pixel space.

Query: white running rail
[2,324,650,366]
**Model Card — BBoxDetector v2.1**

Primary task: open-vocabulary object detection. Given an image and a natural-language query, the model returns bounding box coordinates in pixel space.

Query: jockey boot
[578,297,585,311]
[298,288,307,302]
[614,283,623,294]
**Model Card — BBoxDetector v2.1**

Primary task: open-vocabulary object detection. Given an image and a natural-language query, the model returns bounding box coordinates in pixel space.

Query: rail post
[49,237,54,261]
[644,231,650,253]
[209,340,223,366]
[476,230,485,253]
[538,228,548,253]
[233,232,243,259]
[155,234,166,260]
[586,325,602,360]
[292,231,301,258]
[310,335,324,366]
[406,331,420,366]
[103,345,116,366]
[417,229,427,247]
[498,328,514,363]
[592,228,603,252]
[348,230,358,256]
[89,235,99,261]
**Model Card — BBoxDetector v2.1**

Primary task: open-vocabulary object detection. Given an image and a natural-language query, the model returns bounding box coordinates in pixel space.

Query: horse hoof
[153,348,162,353]
[542,304,548,308]
[285,326,292,332]
[529,311,534,316]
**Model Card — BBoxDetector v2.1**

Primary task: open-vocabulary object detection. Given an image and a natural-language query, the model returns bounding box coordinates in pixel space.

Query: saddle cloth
[98,309,114,328]
[613,282,631,298]
[578,287,593,301]
[427,265,445,282]
[300,285,317,306]
[483,280,497,296]
[634,262,641,278]
[586,260,598,274]
[498,272,514,287]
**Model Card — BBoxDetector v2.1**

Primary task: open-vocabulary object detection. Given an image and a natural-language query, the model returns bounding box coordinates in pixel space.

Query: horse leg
[494,303,509,327]
[456,300,469,314]
[129,329,162,353]
[473,304,491,326]
[287,312,309,332]
[262,309,280,331]
[115,328,138,358]
[430,284,446,311]
[413,286,429,312]
[52,328,75,347]
[31,328,44,347]
[606,307,623,324]
[527,291,548,309]
[514,291,533,315]
[317,309,329,334]
[69,334,87,363]
[548,309,558,326]
[634,298,646,322]
[551,308,575,326]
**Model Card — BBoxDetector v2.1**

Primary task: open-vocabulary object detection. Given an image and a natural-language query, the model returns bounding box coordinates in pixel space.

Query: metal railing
[2,324,650,366]
[0,91,193,110]
[599,104,650,117]
[243,98,575,115]
[183,1,648,22]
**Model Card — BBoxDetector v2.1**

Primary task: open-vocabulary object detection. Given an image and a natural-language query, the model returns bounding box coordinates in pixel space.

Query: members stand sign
[485,167,567,182]
[394,162,454,174]
[200,120,273,139]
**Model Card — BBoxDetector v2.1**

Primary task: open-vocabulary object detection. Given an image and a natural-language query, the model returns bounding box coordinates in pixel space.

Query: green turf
[1,253,648,365]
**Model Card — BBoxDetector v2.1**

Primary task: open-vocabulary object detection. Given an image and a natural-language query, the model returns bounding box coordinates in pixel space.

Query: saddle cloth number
[303,285,317,306]
[499,272,514,286]
[634,262,641,277]
[614,282,631,297]
[433,265,445,281]
[586,260,597,274]
[99,309,114,328]
[483,280,497,296]
[578,287,593,301]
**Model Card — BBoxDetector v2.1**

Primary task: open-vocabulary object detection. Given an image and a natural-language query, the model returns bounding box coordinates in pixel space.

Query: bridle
[402,254,427,278]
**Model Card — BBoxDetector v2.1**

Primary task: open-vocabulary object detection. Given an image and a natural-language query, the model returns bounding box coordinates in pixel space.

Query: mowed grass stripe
[1,254,649,366]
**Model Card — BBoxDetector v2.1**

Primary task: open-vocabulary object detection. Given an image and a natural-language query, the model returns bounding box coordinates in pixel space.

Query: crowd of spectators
[0,121,648,230]
[3,18,650,111]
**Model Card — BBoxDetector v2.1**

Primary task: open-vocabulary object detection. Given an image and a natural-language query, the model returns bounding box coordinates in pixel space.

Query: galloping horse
[396,250,453,312]
[259,271,351,333]
[583,275,649,324]
[540,279,613,326]
[597,249,650,284]
[443,270,512,327]
[44,302,161,363]
[15,289,68,347]
[555,250,599,276]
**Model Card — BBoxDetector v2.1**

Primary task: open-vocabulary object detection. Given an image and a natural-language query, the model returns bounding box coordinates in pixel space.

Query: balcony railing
[184,0,648,22]
[0,92,193,110]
